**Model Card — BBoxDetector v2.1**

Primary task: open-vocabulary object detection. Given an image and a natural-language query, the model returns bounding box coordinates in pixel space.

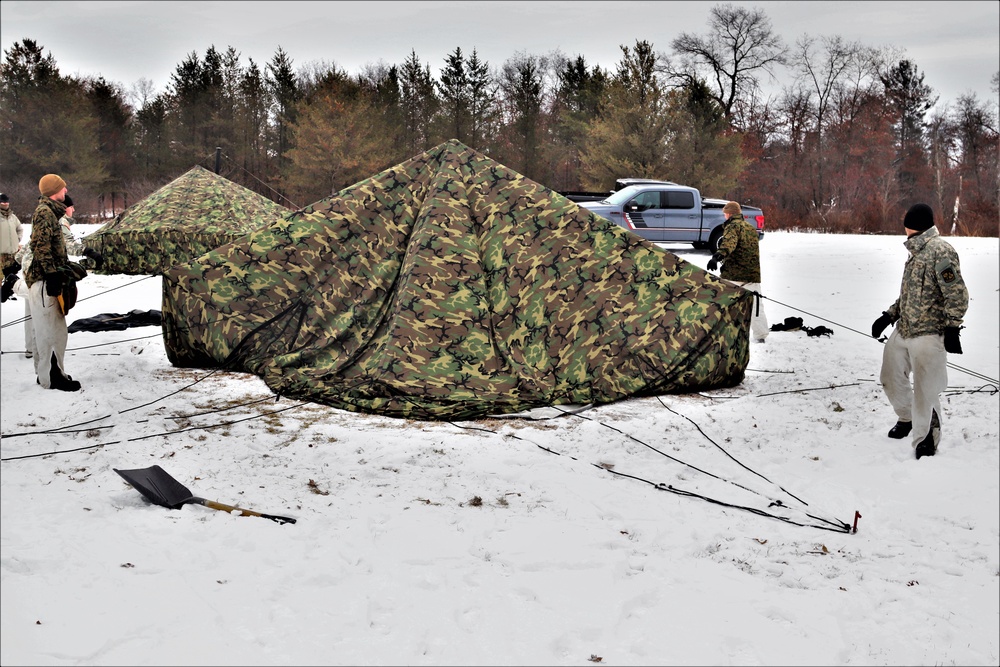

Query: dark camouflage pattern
[25,197,68,287]
[17,215,98,273]
[84,165,289,275]
[715,214,761,283]
[161,140,752,420]
[886,226,968,338]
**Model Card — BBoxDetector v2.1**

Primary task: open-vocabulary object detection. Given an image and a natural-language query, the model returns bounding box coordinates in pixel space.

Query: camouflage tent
[85,165,288,275]
[161,140,752,420]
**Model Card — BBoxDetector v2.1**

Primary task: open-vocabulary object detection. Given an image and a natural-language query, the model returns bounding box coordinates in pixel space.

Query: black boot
[48,354,81,392]
[915,431,936,459]
[888,421,912,439]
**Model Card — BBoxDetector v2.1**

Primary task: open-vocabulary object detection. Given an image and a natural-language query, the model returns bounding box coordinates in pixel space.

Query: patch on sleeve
[935,258,957,284]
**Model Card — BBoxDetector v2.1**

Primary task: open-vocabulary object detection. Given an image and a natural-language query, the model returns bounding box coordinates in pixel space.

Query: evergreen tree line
[1,5,997,235]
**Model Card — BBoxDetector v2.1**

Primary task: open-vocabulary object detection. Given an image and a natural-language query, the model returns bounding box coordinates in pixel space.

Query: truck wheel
[708,227,724,253]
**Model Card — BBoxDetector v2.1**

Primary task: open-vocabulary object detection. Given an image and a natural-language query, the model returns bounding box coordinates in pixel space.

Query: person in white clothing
[0,192,24,301]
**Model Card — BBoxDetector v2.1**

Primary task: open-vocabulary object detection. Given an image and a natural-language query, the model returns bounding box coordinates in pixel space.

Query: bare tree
[791,35,868,218]
[496,51,549,179]
[950,92,1000,234]
[128,77,156,111]
[662,3,787,126]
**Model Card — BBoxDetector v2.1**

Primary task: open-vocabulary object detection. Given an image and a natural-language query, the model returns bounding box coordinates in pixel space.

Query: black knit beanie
[903,203,934,232]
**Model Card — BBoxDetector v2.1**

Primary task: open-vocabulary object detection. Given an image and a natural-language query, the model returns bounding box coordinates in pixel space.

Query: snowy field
[1,230,998,666]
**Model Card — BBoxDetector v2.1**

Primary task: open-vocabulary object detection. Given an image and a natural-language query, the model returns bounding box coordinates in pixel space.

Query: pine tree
[436,47,470,142]
[466,49,497,151]
[550,55,608,190]
[880,59,937,204]
[580,41,674,189]
[497,52,544,178]
[399,50,440,155]
[235,59,271,193]
[359,61,407,163]
[84,76,134,188]
[282,91,394,204]
[0,39,109,191]
[266,46,300,179]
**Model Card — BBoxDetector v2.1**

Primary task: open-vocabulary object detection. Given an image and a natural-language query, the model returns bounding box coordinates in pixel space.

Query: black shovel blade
[115,465,196,510]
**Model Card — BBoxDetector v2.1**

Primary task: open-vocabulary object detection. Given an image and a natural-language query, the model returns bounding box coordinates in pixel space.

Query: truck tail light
[753,215,765,230]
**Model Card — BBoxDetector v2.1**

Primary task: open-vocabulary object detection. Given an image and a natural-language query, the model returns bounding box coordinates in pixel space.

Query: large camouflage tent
[84,165,289,275]
[161,140,753,420]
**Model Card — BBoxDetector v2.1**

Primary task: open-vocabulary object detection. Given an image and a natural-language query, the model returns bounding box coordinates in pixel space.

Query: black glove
[45,272,65,297]
[871,312,895,339]
[943,326,963,354]
[83,247,103,270]
[2,260,21,278]
[0,273,16,303]
[706,253,721,272]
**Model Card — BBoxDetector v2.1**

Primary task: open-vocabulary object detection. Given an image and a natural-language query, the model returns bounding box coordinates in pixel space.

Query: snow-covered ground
[2,230,998,666]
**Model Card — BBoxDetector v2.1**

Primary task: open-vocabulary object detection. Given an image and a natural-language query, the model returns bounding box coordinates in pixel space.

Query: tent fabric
[84,165,288,275]
[161,140,752,420]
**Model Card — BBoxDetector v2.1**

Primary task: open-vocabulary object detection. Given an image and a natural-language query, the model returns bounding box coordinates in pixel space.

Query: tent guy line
[445,407,852,533]
[0,381,852,532]
[761,293,998,385]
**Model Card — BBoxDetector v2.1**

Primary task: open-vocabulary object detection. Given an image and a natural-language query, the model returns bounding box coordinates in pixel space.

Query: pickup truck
[562,179,764,251]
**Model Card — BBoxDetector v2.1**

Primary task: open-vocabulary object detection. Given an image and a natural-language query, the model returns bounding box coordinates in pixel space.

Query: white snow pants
[727,281,769,342]
[879,328,947,447]
[13,276,33,355]
[26,280,70,388]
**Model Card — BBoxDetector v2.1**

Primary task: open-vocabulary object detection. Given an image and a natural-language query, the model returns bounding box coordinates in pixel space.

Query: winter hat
[723,201,742,216]
[0,193,9,203]
[903,203,934,232]
[39,174,67,197]
[63,194,74,208]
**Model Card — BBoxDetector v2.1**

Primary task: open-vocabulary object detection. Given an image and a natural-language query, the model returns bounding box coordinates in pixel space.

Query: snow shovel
[114,465,297,525]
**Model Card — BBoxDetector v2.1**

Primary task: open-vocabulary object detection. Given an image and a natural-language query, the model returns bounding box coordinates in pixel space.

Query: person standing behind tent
[706,201,769,343]
[871,203,968,459]
[0,192,24,302]
[58,194,103,267]
[24,174,86,391]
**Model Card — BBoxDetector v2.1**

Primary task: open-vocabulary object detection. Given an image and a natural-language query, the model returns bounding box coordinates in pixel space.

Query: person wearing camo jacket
[57,194,103,264]
[24,174,92,391]
[706,200,769,343]
[871,202,969,459]
[13,192,101,361]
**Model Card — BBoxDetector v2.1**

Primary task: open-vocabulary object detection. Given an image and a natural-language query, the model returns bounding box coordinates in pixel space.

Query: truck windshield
[602,186,644,206]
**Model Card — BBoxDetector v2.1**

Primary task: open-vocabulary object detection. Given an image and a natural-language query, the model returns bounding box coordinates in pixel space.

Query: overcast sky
[2,1,998,109]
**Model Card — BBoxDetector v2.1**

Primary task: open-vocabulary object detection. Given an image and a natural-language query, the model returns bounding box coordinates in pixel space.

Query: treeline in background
[1,5,997,235]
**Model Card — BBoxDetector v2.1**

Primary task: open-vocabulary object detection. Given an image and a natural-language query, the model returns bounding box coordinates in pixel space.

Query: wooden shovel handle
[199,499,297,525]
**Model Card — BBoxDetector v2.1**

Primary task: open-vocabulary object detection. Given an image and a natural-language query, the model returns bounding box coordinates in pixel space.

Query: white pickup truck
[564,179,764,251]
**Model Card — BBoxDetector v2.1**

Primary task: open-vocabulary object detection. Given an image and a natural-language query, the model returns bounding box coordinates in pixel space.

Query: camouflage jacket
[18,215,97,276]
[25,196,69,287]
[59,216,88,255]
[1,207,24,255]
[885,226,968,338]
[716,214,761,283]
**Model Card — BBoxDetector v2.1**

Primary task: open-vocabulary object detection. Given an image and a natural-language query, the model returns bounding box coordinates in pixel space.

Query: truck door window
[663,191,695,209]
[630,192,659,211]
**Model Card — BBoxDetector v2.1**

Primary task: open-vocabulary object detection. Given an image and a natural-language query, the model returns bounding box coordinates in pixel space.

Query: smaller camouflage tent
[161,140,753,420]
[84,165,288,275]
